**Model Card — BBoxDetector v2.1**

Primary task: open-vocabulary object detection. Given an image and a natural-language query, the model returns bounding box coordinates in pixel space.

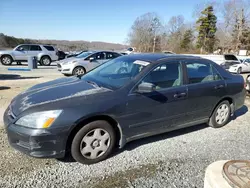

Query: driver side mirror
[89,57,95,62]
[137,82,156,93]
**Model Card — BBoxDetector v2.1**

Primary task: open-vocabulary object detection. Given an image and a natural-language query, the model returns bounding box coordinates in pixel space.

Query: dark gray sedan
[4,54,246,164]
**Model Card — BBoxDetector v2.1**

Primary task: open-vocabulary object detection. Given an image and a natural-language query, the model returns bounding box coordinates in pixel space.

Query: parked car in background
[57,50,122,76]
[0,44,58,66]
[185,54,240,66]
[228,58,250,74]
[4,54,246,165]
[220,61,241,71]
[162,51,175,54]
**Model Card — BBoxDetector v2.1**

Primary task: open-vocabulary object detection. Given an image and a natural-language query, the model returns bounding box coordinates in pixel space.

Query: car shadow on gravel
[231,105,248,121]
[122,124,208,152]
[0,74,41,80]
[0,86,11,90]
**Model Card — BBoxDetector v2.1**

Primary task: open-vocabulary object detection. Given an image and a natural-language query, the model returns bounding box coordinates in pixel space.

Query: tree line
[127,0,250,54]
[0,33,127,51]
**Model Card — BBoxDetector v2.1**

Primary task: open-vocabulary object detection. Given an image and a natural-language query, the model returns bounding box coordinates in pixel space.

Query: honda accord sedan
[4,54,246,164]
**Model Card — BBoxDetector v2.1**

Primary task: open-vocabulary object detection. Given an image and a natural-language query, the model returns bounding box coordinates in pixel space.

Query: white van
[184,54,240,65]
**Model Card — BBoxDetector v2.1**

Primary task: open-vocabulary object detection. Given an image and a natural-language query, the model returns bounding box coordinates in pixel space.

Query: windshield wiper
[86,80,100,88]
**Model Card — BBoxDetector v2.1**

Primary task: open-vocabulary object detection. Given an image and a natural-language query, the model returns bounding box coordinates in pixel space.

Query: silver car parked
[57,51,122,76]
[0,44,58,66]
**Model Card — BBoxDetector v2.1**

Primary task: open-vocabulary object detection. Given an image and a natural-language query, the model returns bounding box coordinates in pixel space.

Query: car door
[123,61,189,138]
[87,52,106,69]
[13,45,30,60]
[95,52,106,64]
[29,45,42,57]
[183,59,226,123]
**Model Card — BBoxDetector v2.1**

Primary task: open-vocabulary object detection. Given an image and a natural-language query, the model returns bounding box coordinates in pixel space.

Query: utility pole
[152,17,160,53]
[153,32,156,53]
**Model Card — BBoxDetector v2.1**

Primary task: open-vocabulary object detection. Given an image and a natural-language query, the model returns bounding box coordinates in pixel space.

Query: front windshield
[76,52,93,58]
[81,56,149,90]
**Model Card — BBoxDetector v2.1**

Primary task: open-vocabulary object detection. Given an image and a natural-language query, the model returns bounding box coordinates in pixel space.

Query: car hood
[59,57,87,65]
[0,50,13,54]
[57,57,77,64]
[10,76,111,116]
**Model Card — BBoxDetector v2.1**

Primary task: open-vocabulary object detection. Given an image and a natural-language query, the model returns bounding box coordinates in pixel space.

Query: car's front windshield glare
[76,52,93,58]
[81,56,149,90]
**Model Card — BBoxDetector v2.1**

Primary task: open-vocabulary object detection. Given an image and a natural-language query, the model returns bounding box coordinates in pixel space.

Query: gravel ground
[0,65,250,187]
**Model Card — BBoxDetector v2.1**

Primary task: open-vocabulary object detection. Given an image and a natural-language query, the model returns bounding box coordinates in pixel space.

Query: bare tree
[163,15,185,53]
[222,0,250,51]
[128,12,163,52]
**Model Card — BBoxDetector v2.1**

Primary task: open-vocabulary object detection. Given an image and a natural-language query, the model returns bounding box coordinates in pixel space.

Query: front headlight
[15,110,62,129]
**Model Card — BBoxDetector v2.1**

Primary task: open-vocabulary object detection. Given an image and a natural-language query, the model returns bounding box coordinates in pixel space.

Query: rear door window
[30,45,42,51]
[186,61,222,84]
[106,52,121,59]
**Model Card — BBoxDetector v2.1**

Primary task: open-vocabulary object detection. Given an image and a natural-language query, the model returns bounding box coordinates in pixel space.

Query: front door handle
[174,92,187,98]
[214,84,224,89]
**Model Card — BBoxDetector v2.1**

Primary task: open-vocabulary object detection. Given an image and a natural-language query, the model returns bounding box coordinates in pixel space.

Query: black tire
[237,67,242,74]
[40,56,51,66]
[72,66,86,76]
[71,120,116,164]
[1,55,13,65]
[208,101,231,128]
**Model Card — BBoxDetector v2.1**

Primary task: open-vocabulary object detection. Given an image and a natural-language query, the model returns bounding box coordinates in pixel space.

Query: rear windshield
[43,45,55,51]
[224,55,238,61]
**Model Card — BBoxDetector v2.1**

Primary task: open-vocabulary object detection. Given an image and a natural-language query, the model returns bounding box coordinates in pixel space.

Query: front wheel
[237,67,242,74]
[208,101,231,128]
[73,66,86,76]
[1,55,13,65]
[71,120,116,164]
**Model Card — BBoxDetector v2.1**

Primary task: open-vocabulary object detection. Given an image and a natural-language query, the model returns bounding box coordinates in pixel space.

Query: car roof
[125,53,202,63]
[18,44,55,46]
[93,50,121,53]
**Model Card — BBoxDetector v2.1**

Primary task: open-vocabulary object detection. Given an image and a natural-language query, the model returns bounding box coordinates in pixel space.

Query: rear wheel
[40,56,51,66]
[73,66,86,76]
[209,101,231,128]
[1,55,13,65]
[71,120,116,164]
[237,67,242,74]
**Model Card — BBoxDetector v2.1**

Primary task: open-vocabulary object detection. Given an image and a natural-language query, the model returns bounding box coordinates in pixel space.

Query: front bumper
[228,67,238,73]
[58,63,74,74]
[4,108,68,158]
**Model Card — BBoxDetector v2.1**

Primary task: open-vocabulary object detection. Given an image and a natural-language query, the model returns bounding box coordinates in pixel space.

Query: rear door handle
[214,85,224,89]
[174,92,187,98]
